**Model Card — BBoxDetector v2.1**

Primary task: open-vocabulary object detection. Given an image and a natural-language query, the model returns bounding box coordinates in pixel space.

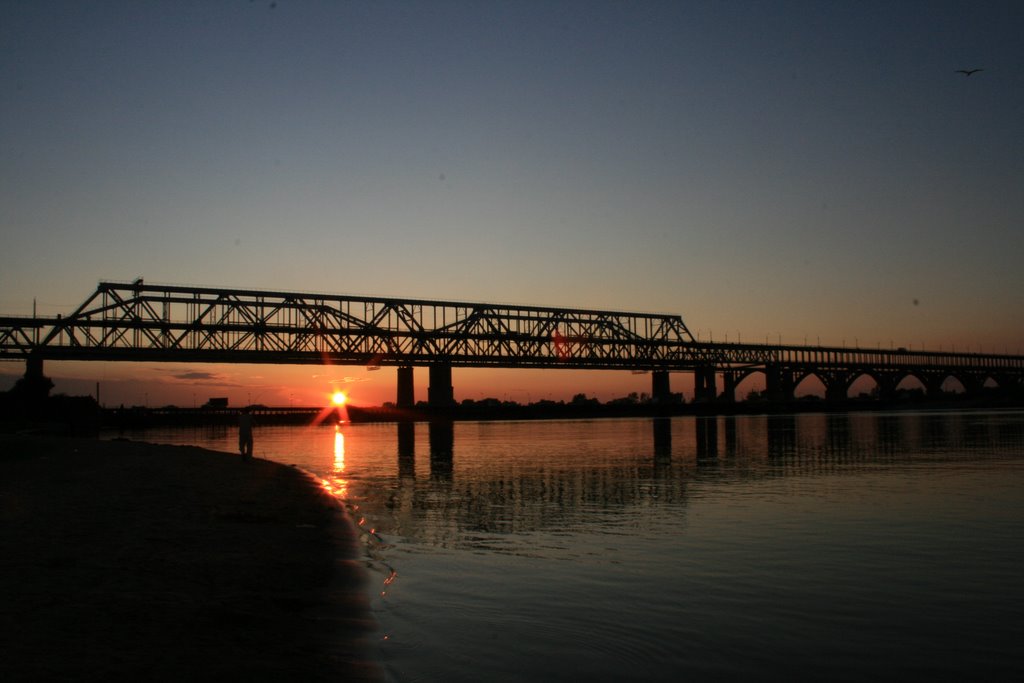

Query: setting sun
[331,391,347,406]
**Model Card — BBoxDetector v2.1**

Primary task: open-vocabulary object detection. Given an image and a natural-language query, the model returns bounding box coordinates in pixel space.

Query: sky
[2,0,1023,407]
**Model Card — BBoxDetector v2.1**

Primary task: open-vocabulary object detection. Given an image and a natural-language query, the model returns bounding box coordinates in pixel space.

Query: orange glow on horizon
[36,360,718,408]
[332,390,348,406]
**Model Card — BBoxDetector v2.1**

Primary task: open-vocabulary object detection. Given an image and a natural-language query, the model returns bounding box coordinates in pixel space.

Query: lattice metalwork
[2,280,1023,378]
[0,280,700,369]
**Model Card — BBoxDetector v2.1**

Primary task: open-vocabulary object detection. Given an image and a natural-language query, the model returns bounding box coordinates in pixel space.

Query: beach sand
[0,434,380,681]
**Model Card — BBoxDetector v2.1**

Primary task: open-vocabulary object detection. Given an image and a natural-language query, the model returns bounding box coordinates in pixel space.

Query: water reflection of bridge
[3,280,1023,405]
[398,413,1024,478]
[352,413,1024,550]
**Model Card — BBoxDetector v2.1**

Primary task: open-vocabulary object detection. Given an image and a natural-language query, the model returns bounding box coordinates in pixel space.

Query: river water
[108,410,1024,681]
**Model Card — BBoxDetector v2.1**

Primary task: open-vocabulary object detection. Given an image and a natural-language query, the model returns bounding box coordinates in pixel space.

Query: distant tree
[608,392,642,407]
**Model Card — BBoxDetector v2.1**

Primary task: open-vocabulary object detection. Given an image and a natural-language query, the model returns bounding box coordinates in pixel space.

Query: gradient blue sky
[2,0,1022,406]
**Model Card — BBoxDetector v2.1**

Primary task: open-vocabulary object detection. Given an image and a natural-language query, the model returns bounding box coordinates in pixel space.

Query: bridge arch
[791,368,854,401]
[726,368,766,402]
[971,373,1003,392]
[940,375,968,395]
[894,373,928,397]
[940,372,1003,396]
[846,371,883,399]
[791,372,826,399]
[905,371,975,397]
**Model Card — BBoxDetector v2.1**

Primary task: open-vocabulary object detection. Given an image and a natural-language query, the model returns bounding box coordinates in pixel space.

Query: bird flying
[956,68,983,76]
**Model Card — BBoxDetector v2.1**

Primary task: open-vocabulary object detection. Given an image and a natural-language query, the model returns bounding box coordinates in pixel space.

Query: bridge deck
[2,281,1022,395]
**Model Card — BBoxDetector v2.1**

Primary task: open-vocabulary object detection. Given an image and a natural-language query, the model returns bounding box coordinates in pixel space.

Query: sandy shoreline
[0,434,380,681]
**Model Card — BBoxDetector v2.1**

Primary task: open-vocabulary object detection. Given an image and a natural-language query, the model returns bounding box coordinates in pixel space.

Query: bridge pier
[875,373,900,400]
[14,354,54,406]
[396,366,415,408]
[996,373,1023,395]
[428,363,456,407]
[824,383,847,401]
[722,371,739,402]
[651,371,672,403]
[765,364,794,402]
[26,355,43,379]
[960,373,986,397]
[819,370,851,401]
[921,372,947,397]
[693,366,717,402]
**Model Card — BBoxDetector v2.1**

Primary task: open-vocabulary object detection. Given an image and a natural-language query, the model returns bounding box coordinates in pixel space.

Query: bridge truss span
[0,280,699,369]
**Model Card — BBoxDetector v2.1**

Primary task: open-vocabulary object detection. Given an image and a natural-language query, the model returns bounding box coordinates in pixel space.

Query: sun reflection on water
[333,425,345,471]
[331,424,348,498]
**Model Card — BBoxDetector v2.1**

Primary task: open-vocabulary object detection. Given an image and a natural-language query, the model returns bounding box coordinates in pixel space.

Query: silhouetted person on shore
[238,407,254,460]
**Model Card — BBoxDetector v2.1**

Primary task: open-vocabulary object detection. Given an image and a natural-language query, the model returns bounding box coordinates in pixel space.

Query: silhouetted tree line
[0,374,100,434]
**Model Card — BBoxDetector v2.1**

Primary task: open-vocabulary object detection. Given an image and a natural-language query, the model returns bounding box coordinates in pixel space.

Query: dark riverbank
[0,435,380,682]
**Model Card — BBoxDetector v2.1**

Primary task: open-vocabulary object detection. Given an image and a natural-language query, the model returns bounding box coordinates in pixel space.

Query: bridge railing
[704,343,1024,371]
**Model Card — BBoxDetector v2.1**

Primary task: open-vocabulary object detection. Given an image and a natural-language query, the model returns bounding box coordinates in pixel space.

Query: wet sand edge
[0,434,381,681]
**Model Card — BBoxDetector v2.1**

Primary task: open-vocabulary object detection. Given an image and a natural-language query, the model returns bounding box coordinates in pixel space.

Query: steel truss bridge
[2,280,1023,404]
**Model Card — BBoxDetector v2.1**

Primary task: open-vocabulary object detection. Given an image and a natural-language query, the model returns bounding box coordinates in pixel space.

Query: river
[107,410,1024,681]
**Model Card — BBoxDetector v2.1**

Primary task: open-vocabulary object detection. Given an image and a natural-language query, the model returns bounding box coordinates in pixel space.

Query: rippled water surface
[111,410,1024,681]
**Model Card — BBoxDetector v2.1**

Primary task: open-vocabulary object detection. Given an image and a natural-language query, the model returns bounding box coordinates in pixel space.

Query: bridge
[2,279,1023,405]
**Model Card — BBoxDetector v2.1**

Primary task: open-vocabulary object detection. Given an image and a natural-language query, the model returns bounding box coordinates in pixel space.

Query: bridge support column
[15,355,53,406]
[765,364,794,402]
[722,371,738,403]
[693,366,717,402]
[961,373,985,398]
[822,372,851,401]
[396,366,415,408]
[921,373,946,397]
[875,373,900,401]
[651,371,672,403]
[996,374,1023,397]
[428,363,455,407]
[26,355,44,381]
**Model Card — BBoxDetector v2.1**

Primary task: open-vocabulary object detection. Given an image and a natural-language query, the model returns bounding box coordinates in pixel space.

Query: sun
[331,391,348,407]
